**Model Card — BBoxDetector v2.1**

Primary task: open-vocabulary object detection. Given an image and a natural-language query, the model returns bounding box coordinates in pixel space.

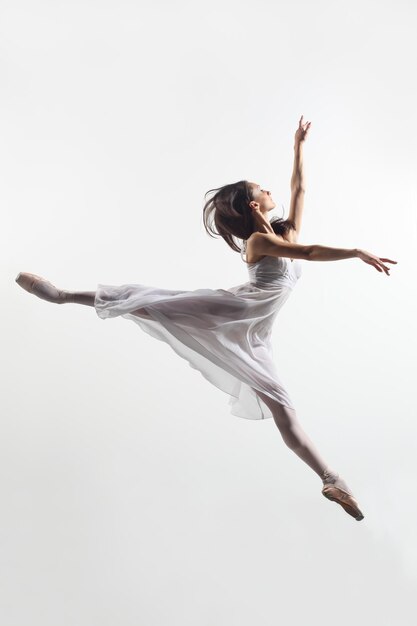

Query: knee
[272,405,297,429]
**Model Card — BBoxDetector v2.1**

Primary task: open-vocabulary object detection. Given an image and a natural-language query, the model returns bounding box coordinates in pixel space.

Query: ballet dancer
[15,116,397,521]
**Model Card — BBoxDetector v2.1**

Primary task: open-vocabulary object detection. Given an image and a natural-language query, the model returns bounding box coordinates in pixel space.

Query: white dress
[94,243,302,420]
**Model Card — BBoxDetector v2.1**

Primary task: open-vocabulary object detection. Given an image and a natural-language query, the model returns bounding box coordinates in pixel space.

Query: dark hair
[202,180,295,254]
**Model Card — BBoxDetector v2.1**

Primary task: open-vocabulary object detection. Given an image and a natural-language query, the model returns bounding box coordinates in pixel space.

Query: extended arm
[252,232,357,261]
[252,232,396,275]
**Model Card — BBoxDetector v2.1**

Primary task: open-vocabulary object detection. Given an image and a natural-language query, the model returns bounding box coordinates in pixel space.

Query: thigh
[255,389,297,426]
[131,307,153,320]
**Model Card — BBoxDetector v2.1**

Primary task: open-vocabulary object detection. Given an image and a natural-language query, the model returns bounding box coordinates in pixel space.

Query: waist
[249,276,297,290]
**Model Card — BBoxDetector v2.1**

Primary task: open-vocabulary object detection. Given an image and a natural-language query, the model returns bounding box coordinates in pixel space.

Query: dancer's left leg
[256,390,330,479]
[258,389,365,520]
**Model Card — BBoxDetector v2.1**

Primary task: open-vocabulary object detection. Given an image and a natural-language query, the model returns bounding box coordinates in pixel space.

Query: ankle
[321,468,339,484]
[321,469,354,496]
[62,290,75,304]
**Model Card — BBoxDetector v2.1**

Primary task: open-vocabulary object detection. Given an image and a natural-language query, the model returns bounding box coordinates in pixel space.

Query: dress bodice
[241,241,302,289]
[247,255,302,289]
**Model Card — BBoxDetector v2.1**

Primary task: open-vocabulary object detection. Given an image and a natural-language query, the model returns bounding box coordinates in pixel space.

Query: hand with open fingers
[356,249,398,275]
[294,115,312,144]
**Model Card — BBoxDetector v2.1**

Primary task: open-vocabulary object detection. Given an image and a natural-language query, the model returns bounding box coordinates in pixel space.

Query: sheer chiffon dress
[94,242,302,420]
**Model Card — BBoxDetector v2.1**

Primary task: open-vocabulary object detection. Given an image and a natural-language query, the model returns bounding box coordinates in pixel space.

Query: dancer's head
[202,180,293,253]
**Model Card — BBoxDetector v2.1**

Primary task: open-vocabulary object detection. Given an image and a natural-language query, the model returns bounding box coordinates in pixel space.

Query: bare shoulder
[247,229,299,262]
[245,233,266,264]
[248,228,309,262]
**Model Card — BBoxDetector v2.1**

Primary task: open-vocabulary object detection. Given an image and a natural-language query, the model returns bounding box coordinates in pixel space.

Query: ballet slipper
[15,272,67,304]
[322,484,365,521]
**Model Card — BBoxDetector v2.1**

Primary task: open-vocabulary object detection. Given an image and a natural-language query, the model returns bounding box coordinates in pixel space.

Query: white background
[2,1,417,624]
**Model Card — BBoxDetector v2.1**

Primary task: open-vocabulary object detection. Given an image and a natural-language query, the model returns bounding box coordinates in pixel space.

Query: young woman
[15,116,397,521]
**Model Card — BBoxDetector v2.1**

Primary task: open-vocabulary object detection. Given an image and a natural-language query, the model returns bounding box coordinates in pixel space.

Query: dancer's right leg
[64,291,96,307]
[15,272,96,307]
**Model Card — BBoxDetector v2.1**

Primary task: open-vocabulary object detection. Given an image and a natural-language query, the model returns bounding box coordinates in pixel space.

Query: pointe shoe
[322,484,365,521]
[15,272,67,304]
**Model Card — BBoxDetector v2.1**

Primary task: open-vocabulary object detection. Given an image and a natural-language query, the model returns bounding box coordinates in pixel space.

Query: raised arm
[288,116,311,236]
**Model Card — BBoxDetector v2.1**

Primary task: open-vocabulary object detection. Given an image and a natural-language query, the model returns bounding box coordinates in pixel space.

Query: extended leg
[256,390,331,479]
[15,272,96,307]
[257,390,365,520]
[64,291,96,307]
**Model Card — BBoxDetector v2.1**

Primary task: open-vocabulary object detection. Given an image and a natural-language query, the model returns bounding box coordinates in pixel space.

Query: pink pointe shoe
[321,471,364,521]
[15,272,67,304]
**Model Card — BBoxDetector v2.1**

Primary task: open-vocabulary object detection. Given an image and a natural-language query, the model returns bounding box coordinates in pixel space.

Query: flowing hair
[202,180,295,255]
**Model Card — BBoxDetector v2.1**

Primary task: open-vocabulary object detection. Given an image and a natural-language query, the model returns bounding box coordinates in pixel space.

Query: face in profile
[248,182,276,213]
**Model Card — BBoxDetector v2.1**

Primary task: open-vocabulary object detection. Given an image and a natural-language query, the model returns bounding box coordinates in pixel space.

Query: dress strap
[240,239,248,263]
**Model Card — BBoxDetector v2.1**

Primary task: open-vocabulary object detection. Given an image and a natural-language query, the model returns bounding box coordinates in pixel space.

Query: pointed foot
[322,484,364,521]
[15,272,67,304]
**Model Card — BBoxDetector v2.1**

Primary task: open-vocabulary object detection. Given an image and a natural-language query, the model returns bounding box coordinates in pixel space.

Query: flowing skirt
[94,280,295,420]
